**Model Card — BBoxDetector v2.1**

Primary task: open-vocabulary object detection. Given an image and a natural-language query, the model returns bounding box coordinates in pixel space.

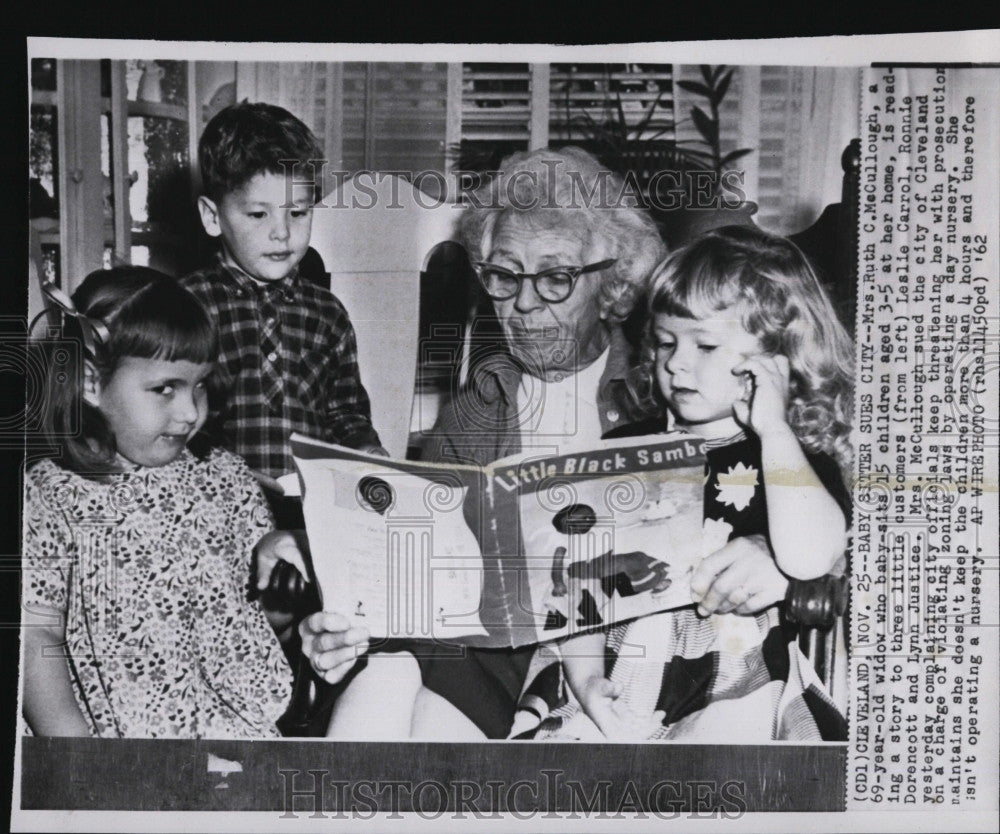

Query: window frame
[36,59,201,292]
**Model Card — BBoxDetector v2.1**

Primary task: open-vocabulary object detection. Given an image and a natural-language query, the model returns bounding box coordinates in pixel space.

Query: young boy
[182,102,384,497]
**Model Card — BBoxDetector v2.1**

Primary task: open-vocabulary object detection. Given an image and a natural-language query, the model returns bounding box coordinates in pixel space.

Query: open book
[292,432,713,648]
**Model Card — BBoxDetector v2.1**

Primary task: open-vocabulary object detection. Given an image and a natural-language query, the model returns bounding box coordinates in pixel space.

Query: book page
[294,435,489,641]
[489,433,708,644]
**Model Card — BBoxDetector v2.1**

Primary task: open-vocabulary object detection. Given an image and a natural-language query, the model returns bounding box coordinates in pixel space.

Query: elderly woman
[299,147,789,740]
[422,145,666,465]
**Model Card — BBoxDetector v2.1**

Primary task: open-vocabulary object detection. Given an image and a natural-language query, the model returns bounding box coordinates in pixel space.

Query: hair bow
[40,281,110,359]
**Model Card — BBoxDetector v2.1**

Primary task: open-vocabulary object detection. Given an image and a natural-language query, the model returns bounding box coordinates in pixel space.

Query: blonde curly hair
[457,146,666,324]
[645,225,854,481]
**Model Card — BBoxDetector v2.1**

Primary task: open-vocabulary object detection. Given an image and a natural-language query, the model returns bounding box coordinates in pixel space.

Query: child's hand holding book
[254,531,310,595]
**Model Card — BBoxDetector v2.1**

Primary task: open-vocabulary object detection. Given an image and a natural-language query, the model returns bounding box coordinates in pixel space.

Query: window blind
[327,62,449,184]
[460,63,532,144]
[548,63,675,144]
[756,65,800,234]
[369,62,448,176]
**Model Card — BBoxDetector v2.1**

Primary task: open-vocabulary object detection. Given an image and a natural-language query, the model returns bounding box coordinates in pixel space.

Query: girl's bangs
[142,317,218,365]
[110,285,219,367]
[652,255,743,320]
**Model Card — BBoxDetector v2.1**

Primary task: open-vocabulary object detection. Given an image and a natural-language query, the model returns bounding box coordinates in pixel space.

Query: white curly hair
[457,146,666,323]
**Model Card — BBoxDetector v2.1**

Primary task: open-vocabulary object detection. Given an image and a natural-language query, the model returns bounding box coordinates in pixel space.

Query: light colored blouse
[515,346,610,453]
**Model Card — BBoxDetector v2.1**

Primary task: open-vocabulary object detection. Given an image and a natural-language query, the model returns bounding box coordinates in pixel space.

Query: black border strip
[21,738,846,813]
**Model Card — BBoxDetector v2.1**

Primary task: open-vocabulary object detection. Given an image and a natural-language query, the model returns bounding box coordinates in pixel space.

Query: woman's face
[486,212,613,380]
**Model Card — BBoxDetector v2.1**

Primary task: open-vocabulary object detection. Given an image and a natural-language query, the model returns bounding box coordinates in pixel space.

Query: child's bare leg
[409,687,487,741]
[326,651,422,740]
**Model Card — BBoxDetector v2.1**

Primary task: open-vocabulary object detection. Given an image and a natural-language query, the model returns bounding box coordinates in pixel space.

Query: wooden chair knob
[785,573,848,629]
[264,560,321,614]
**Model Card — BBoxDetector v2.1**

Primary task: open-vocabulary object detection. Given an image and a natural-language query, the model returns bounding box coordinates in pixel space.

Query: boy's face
[199,171,314,283]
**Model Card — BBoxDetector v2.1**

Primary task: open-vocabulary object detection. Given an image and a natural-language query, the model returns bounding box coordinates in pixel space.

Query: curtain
[235,62,349,173]
[235,62,448,186]
[755,66,862,235]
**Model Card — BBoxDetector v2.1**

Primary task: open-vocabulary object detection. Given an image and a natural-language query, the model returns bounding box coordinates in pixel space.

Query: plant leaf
[674,149,716,170]
[633,91,666,136]
[675,148,716,164]
[677,79,712,98]
[713,65,728,83]
[691,106,717,143]
[720,148,754,166]
[674,145,715,156]
[612,92,629,139]
[569,112,616,151]
[714,69,733,104]
[644,125,676,142]
[700,65,714,85]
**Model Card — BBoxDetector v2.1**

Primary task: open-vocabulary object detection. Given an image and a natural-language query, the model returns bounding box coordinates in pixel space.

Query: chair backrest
[788,139,861,334]
[308,174,459,458]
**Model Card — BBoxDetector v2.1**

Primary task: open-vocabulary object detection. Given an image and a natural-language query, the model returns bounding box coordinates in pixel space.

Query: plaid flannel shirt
[180,258,380,478]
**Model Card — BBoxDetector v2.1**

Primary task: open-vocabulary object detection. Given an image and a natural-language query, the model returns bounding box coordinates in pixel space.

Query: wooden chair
[28,224,49,333]
[790,138,861,334]
[307,174,459,458]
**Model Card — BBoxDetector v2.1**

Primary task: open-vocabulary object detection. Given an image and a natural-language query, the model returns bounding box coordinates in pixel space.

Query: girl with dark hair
[23,268,302,738]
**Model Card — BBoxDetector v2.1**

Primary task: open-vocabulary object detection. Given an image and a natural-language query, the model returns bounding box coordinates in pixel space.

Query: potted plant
[559,64,757,246]
[675,65,754,199]
[449,65,758,246]
[554,65,687,189]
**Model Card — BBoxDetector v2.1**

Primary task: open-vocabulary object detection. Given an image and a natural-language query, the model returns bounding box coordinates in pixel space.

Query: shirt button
[606,409,620,423]
[268,351,278,362]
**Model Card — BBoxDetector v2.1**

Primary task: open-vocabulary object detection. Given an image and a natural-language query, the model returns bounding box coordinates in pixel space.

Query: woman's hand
[731,354,791,437]
[690,534,788,617]
[299,611,371,684]
[578,675,665,741]
[254,530,309,593]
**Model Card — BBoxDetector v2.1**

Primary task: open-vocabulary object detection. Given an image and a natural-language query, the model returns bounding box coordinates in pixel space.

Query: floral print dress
[23,449,293,738]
